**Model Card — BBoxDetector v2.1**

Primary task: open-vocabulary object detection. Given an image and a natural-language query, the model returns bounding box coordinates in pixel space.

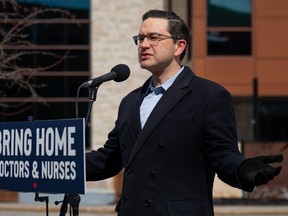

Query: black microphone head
[111,64,130,82]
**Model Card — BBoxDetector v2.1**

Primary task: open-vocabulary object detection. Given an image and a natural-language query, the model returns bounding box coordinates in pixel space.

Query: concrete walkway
[1,191,288,215]
[1,202,288,215]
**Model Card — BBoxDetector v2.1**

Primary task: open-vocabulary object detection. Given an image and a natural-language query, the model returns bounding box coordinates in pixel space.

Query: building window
[0,0,91,147]
[207,0,252,55]
[258,99,288,141]
[207,0,251,27]
[207,31,251,55]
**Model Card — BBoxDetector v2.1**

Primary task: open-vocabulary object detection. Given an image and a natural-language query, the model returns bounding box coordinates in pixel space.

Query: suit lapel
[127,95,141,143]
[127,67,195,167]
[127,78,151,143]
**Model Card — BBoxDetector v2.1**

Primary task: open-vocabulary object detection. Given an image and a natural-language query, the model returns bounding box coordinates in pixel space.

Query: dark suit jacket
[86,66,246,216]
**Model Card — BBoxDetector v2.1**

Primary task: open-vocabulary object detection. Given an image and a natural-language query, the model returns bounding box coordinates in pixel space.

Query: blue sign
[0,118,86,194]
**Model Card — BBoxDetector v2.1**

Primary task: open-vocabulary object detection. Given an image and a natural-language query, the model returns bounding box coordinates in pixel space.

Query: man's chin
[140,62,152,70]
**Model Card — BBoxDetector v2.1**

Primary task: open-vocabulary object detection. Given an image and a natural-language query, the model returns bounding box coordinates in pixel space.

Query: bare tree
[0,0,75,116]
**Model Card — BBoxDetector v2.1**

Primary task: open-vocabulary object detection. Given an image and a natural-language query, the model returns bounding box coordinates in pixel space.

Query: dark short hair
[142,9,190,61]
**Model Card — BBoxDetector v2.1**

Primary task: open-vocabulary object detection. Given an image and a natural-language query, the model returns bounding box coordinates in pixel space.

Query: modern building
[1,0,287,202]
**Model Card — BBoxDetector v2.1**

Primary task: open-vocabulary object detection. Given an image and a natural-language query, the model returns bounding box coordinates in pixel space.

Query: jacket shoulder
[192,74,231,96]
[180,66,229,93]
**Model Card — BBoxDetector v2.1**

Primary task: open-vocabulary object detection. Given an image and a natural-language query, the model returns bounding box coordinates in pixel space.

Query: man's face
[137,18,177,73]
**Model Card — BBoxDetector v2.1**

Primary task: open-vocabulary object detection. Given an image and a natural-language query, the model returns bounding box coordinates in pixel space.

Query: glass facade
[258,99,288,141]
[207,0,252,56]
[0,0,91,147]
[207,0,252,27]
[207,31,251,55]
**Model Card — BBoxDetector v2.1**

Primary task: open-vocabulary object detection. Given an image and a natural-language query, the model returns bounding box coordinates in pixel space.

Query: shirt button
[121,144,125,150]
[157,143,164,151]
[148,171,155,179]
[121,195,128,203]
[144,200,151,207]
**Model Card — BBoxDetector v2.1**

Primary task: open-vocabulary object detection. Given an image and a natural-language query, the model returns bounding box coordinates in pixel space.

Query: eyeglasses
[132,33,177,46]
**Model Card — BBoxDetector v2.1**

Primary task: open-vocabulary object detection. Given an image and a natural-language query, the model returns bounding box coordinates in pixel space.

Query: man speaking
[86,9,283,216]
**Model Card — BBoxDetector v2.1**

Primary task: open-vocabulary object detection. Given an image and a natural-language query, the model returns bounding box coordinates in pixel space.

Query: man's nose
[140,37,150,47]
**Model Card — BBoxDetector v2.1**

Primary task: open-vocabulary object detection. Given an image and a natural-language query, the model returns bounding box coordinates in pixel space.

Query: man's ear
[174,39,187,57]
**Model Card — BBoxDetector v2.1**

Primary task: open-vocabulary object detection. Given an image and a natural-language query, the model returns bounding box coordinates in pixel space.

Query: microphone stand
[56,84,100,216]
[56,194,81,216]
[85,86,99,125]
[34,193,49,216]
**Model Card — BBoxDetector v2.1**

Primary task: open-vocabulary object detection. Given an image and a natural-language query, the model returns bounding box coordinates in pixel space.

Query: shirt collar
[146,66,185,93]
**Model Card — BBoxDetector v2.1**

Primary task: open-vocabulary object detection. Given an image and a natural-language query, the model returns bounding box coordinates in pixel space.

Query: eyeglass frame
[132,32,179,46]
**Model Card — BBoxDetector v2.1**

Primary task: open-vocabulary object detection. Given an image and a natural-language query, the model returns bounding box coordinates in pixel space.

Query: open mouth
[140,53,151,60]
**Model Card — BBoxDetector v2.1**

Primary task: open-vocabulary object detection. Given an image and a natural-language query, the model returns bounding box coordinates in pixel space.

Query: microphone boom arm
[85,85,99,126]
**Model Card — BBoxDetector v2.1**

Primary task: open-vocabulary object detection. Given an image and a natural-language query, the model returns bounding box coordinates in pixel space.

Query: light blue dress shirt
[140,66,184,128]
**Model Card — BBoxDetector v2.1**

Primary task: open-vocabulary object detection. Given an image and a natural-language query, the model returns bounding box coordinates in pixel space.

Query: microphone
[81,64,130,88]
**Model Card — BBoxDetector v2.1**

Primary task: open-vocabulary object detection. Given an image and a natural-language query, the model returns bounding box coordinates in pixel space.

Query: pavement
[1,191,288,215]
[0,190,117,215]
[1,202,288,215]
